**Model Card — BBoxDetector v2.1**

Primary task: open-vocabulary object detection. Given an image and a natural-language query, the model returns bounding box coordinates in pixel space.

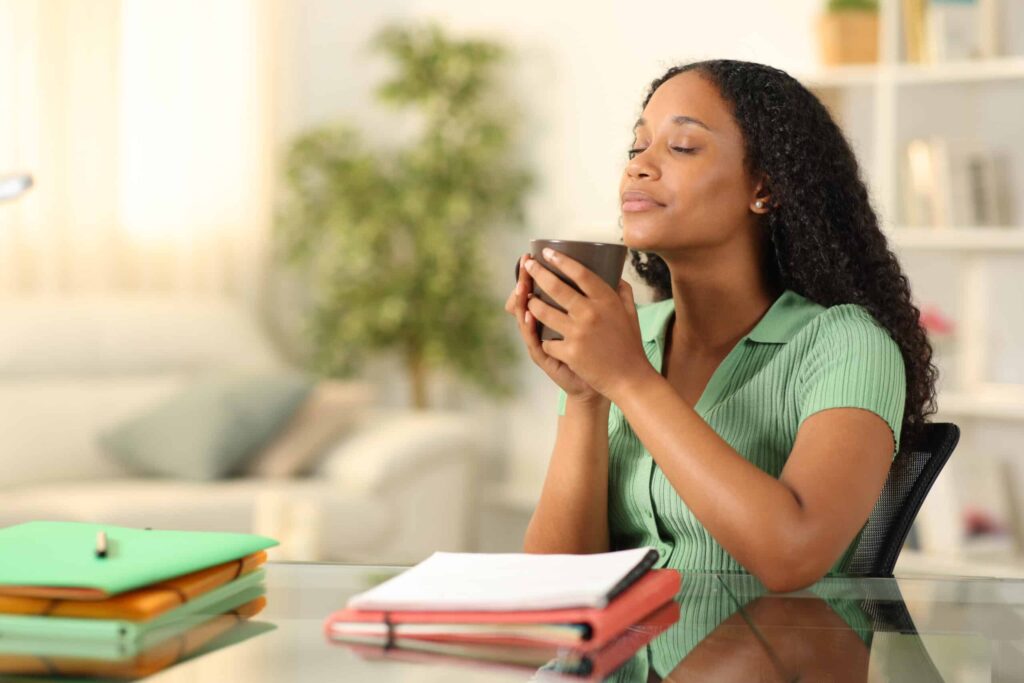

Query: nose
[625,150,660,181]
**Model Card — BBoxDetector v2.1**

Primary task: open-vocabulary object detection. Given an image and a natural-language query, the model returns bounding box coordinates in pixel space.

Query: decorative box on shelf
[817,6,880,66]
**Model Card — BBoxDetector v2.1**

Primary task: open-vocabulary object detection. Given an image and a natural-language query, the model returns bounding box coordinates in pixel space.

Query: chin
[622,219,669,252]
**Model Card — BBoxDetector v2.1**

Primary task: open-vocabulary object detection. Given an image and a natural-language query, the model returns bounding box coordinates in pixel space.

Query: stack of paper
[325,547,681,679]
[0,521,278,678]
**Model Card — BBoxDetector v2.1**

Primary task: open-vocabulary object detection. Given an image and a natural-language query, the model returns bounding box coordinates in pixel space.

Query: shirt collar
[644,289,824,346]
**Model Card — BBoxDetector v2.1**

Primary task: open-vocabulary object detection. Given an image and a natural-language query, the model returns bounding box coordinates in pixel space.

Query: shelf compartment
[799,56,1024,88]
[887,227,1024,251]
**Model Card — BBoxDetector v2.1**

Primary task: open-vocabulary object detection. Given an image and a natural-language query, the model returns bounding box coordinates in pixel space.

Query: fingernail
[524,311,530,324]
[524,259,534,271]
[542,247,557,261]
[515,283,522,295]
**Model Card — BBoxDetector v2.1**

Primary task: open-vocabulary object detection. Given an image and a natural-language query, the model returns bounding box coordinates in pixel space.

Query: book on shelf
[901,137,1015,228]
[902,0,929,62]
[903,0,1000,63]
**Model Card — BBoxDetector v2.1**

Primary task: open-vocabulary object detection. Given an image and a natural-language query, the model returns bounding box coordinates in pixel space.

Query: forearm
[523,396,611,555]
[612,371,812,589]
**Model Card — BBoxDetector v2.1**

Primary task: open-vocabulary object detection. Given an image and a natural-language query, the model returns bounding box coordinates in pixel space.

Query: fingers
[536,248,606,300]
[504,253,574,370]
[523,255,585,313]
[617,279,640,322]
[508,254,551,363]
[527,294,571,338]
[506,253,531,316]
[541,338,569,364]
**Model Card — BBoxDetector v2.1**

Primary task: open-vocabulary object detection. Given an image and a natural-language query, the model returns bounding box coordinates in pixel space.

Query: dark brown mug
[514,239,628,341]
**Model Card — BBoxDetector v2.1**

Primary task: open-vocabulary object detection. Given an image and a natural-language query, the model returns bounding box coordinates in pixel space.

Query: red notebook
[340,598,680,681]
[325,568,680,653]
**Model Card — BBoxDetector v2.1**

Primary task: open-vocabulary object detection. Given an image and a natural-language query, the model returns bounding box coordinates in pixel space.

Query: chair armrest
[315,409,483,495]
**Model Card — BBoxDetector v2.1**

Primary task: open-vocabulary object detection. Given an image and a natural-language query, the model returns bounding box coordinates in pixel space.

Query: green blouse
[555,289,907,576]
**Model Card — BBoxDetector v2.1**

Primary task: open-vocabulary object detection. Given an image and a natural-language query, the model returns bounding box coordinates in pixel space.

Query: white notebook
[346,547,659,612]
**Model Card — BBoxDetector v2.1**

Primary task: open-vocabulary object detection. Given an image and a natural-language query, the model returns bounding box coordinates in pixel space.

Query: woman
[504,59,937,592]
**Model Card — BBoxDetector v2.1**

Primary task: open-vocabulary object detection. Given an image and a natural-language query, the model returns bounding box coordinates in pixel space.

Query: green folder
[0,521,278,596]
[0,569,266,648]
[0,621,278,683]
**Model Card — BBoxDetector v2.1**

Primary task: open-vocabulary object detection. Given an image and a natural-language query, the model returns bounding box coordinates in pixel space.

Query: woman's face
[619,70,760,255]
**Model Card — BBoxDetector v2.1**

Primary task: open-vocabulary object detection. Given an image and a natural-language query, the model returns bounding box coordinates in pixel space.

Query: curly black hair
[628,59,937,453]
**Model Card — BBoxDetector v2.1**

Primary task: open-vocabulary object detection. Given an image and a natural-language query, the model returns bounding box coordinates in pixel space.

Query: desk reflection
[600,574,939,683]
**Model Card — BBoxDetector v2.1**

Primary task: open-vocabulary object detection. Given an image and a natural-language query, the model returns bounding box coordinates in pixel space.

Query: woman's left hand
[524,248,655,402]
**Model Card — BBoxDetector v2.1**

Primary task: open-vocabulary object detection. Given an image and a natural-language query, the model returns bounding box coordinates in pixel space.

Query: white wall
[273,0,831,490]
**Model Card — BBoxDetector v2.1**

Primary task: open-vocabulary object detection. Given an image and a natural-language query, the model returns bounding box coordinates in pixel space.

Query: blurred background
[0,0,1022,577]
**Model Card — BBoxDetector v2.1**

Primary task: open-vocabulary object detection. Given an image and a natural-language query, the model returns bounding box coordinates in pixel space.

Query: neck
[661,235,782,355]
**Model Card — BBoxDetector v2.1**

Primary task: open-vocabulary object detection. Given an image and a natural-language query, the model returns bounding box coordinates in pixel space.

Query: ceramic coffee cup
[514,239,628,341]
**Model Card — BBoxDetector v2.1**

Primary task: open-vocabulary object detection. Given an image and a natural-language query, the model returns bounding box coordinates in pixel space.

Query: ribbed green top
[555,289,907,576]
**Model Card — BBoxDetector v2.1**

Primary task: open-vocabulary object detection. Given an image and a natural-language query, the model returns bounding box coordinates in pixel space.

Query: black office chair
[845,423,960,681]
[846,422,961,578]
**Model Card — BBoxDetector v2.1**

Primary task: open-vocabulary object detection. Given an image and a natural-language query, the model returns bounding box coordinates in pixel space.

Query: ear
[750,174,776,215]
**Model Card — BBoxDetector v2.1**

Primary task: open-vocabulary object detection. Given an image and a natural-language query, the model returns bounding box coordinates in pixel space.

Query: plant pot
[817,11,879,65]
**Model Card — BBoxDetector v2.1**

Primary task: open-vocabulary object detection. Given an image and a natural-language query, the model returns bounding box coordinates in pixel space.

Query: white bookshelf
[887,227,1024,251]
[938,388,1024,421]
[801,0,1024,575]
[801,55,1024,88]
[802,0,1024,407]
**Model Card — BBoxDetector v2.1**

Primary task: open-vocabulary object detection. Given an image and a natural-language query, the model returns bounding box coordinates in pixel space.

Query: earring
[755,200,764,209]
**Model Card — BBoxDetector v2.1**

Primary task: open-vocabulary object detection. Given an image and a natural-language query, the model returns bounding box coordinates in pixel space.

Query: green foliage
[275,23,533,407]
[826,0,878,11]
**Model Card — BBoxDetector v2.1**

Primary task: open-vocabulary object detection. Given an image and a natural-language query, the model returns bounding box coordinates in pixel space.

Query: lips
[621,190,665,212]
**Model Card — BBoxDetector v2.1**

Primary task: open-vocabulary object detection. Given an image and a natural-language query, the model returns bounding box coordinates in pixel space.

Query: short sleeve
[556,388,567,416]
[797,307,907,456]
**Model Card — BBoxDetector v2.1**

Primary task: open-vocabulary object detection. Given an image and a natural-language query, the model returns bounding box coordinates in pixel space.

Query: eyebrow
[633,115,712,132]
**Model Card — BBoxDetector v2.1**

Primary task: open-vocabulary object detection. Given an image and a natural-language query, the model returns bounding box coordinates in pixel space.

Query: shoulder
[797,302,905,374]
[807,303,899,349]
[794,302,908,453]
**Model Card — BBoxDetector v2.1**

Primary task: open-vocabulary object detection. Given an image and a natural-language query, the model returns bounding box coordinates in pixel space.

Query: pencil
[96,531,108,559]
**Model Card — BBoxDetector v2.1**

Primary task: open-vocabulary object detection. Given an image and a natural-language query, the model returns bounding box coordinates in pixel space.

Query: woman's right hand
[505,253,600,401]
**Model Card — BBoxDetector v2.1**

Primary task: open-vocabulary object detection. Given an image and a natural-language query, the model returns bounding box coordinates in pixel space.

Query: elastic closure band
[383,612,395,650]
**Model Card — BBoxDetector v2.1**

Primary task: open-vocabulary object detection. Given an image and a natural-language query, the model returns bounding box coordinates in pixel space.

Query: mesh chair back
[847,422,961,577]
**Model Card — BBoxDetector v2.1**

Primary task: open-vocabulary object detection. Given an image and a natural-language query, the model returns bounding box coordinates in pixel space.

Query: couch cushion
[0,376,186,490]
[99,372,314,480]
[244,380,375,478]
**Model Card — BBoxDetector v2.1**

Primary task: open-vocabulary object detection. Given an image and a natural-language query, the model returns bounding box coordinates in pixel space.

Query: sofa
[0,295,483,564]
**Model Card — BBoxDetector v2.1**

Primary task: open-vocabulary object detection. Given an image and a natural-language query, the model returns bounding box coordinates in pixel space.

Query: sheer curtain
[0,0,277,298]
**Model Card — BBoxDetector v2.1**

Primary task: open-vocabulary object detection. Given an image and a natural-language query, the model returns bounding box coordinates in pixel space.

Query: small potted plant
[817,0,880,66]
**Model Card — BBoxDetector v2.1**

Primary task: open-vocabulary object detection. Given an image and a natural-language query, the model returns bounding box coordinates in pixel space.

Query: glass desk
[8,562,1024,682]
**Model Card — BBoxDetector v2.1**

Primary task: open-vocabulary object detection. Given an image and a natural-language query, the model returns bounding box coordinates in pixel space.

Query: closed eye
[627,146,697,159]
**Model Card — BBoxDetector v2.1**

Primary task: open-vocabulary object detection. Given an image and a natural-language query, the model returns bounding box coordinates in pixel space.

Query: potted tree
[274,23,533,410]
[817,0,880,65]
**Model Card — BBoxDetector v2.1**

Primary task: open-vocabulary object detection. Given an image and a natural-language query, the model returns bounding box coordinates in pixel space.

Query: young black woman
[505,60,937,593]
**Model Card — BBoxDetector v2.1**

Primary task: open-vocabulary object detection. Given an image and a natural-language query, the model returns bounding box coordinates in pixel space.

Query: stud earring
[755,200,764,209]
